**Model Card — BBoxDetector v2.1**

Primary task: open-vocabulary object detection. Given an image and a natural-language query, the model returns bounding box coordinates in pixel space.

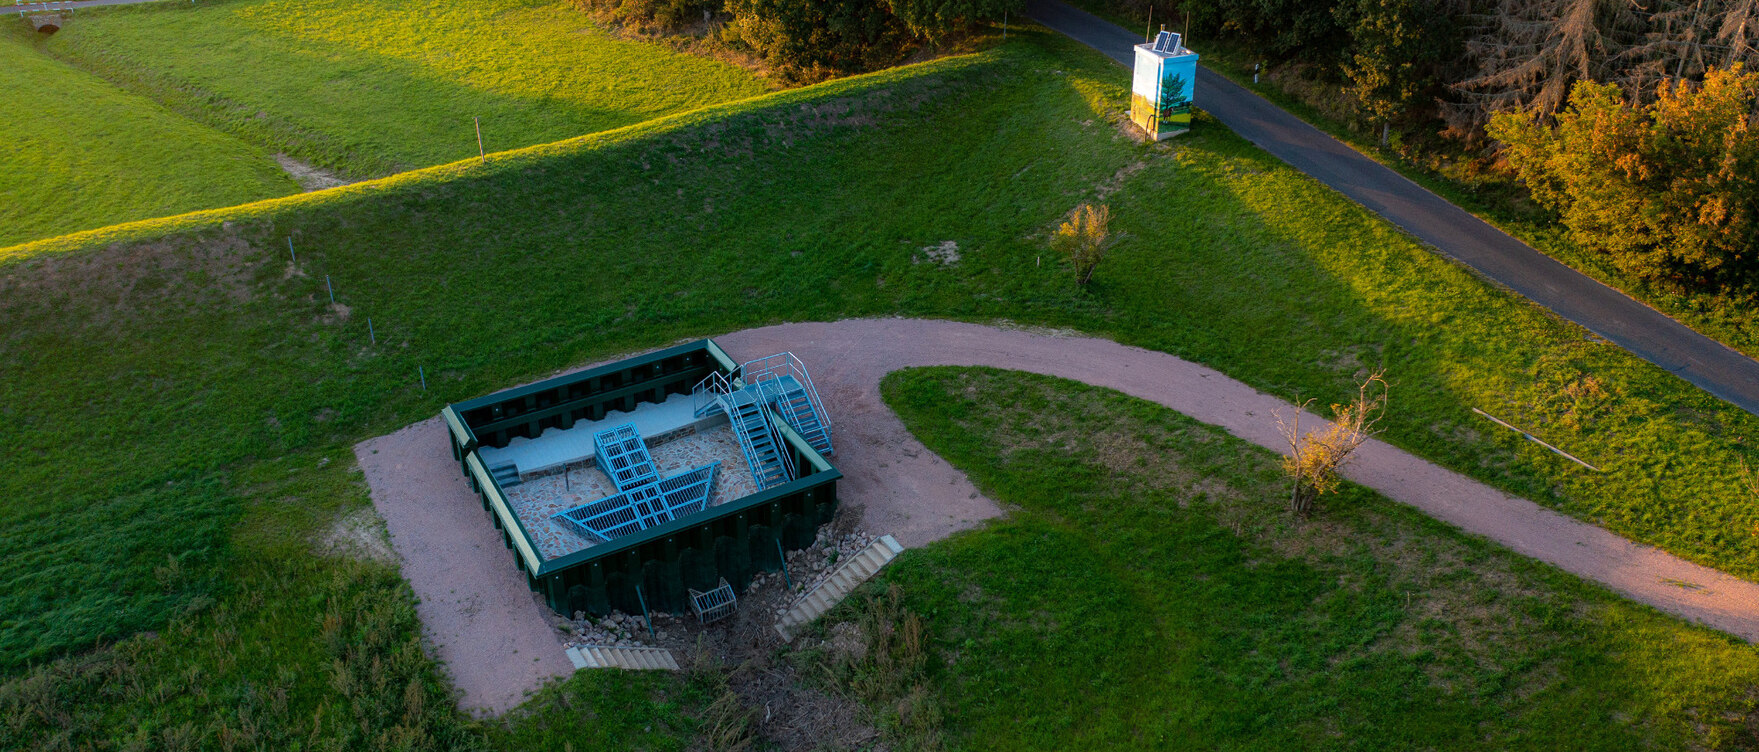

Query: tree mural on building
[1158,72,1191,119]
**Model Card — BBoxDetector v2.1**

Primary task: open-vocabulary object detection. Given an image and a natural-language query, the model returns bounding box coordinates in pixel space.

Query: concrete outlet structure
[440,339,841,618]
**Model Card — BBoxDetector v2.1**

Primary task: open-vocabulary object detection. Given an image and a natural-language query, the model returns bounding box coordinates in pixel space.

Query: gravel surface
[355,317,1759,717]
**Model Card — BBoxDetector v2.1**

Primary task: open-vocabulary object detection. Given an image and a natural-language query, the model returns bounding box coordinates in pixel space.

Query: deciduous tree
[1489,66,1759,286]
[1277,371,1387,517]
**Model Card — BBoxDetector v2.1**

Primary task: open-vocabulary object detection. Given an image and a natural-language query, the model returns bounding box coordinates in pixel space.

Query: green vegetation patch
[0,28,294,247]
[6,26,1759,748]
[42,0,771,178]
[870,366,1759,749]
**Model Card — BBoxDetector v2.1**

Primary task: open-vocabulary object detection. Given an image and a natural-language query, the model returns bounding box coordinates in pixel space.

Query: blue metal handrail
[741,352,832,438]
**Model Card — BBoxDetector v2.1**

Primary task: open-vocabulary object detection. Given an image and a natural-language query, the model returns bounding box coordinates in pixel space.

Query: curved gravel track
[359,318,1759,715]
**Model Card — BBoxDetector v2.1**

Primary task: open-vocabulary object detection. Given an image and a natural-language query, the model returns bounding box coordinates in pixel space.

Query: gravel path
[357,318,1759,715]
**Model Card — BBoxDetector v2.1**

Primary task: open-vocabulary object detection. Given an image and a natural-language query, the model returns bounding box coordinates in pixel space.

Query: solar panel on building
[1153,31,1181,53]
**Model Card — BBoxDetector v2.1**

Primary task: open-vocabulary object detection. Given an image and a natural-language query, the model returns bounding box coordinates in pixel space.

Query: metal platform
[552,462,720,542]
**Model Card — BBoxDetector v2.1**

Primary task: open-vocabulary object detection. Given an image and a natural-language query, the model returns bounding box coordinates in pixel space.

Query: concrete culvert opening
[29,14,62,34]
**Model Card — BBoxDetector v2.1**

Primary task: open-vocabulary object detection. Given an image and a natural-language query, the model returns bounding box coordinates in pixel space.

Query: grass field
[40,0,771,179]
[0,27,295,247]
[857,366,1759,749]
[4,24,1759,748]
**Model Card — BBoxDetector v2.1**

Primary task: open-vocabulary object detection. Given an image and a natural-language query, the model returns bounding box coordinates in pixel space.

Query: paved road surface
[362,320,1759,713]
[1027,0,1759,418]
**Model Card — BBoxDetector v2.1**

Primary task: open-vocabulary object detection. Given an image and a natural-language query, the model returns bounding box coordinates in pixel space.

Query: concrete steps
[564,644,680,671]
[487,462,521,488]
[776,535,904,642]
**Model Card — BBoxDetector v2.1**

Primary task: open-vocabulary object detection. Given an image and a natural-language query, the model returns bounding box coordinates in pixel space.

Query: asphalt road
[1027,0,1759,417]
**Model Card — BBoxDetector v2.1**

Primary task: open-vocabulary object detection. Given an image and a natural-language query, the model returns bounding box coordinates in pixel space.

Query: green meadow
[0,27,294,247]
[856,366,1759,749]
[40,0,771,179]
[3,24,1758,749]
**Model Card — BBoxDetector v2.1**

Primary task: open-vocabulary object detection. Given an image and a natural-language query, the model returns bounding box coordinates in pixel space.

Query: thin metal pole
[419,366,427,391]
[474,117,486,165]
[325,275,334,304]
[775,539,793,590]
[287,237,295,262]
[634,586,656,639]
[367,317,375,344]
[1471,408,1601,471]
[1002,9,1007,39]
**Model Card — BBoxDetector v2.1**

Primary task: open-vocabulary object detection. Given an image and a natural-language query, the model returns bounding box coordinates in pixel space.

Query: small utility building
[1131,30,1198,140]
[441,340,840,617]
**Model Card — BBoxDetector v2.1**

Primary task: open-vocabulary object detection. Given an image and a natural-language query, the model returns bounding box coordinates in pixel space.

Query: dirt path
[357,317,1759,715]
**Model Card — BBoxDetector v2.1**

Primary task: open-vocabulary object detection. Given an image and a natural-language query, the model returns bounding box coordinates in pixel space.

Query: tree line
[575,0,1020,78]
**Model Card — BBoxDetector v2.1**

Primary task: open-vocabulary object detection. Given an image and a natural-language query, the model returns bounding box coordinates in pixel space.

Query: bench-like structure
[592,422,658,490]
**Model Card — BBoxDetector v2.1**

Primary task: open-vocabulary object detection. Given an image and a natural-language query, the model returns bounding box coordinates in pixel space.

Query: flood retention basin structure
[440,339,840,617]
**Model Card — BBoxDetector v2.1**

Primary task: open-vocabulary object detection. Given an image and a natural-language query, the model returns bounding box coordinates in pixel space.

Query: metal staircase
[692,372,796,490]
[743,353,833,457]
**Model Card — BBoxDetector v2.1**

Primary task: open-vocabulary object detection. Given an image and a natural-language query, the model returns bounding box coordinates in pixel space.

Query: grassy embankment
[0,27,295,247]
[4,25,1759,748]
[1,0,767,246]
[845,366,1759,748]
[40,0,771,179]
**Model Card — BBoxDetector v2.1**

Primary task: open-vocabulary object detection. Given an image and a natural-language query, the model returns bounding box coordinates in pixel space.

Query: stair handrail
[766,406,799,485]
[691,371,734,417]
[722,394,796,489]
[741,352,832,439]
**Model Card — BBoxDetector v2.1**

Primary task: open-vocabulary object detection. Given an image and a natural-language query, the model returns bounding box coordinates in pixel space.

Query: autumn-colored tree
[1489,65,1759,286]
[1050,203,1116,286]
[1277,371,1387,517]
[724,0,916,75]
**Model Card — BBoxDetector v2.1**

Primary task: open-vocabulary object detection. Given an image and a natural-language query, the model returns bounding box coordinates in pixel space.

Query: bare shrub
[1050,203,1116,286]
[1276,371,1388,517]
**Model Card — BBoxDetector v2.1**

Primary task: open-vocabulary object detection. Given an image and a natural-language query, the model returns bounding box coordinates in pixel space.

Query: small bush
[1050,203,1115,286]
[1276,371,1387,516]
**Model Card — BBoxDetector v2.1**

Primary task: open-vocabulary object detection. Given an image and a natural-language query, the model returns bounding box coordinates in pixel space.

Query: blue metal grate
[593,423,658,491]
[553,462,720,542]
